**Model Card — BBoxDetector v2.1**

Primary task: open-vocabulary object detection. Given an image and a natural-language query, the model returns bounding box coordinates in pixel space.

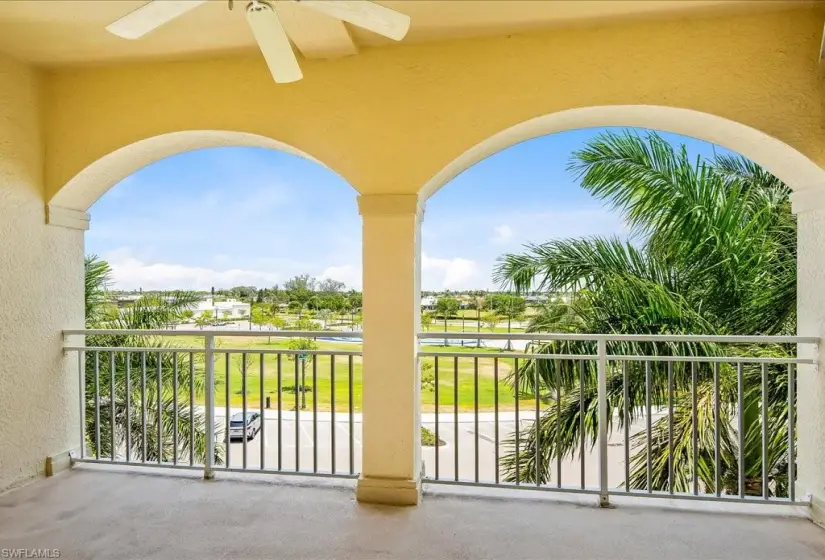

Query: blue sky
[87,128,728,291]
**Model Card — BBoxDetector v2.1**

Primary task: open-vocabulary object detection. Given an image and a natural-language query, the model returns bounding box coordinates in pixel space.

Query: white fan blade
[246,2,303,83]
[106,0,209,40]
[298,1,410,41]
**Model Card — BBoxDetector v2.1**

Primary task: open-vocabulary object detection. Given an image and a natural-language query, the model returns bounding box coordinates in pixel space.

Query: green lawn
[158,335,534,412]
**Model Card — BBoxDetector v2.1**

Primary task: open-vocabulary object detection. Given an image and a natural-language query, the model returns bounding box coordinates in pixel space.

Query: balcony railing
[63,329,361,479]
[419,332,817,506]
[64,329,816,509]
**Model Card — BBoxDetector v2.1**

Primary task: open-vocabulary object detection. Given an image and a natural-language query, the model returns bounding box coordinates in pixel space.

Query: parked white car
[228,411,262,441]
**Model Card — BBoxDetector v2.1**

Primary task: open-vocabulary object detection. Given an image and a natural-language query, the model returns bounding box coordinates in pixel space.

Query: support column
[355,194,422,506]
[793,186,825,525]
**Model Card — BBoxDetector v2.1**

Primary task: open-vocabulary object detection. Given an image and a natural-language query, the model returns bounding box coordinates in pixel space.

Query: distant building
[421,296,437,310]
[457,296,475,309]
[113,294,141,308]
[193,297,250,319]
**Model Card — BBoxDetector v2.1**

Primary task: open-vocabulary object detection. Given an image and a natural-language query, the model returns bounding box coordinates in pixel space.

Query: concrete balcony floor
[1,465,824,559]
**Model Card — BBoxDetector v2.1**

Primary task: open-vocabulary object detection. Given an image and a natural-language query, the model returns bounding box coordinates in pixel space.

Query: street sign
[298,353,308,361]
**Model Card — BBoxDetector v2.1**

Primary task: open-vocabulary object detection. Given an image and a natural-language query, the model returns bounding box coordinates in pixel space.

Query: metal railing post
[597,338,609,507]
[204,334,216,480]
[78,349,85,459]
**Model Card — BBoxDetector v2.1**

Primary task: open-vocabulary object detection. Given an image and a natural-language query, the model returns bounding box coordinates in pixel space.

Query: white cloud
[318,256,482,291]
[98,206,622,292]
[491,224,514,245]
[104,248,364,291]
[105,248,285,291]
[419,207,627,290]
[422,253,479,290]
[225,187,291,221]
[105,247,484,292]
[320,264,361,290]
[517,208,624,241]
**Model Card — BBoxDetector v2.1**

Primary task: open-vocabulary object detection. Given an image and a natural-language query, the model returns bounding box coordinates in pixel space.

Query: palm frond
[85,255,112,324]
[497,131,797,492]
[84,256,214,465]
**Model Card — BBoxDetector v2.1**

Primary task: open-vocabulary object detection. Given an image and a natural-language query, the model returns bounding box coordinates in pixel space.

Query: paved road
[215,409,666,487]
[217,412,363,474]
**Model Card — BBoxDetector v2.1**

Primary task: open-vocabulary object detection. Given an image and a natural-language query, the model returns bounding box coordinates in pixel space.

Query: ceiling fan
[106,0,411,83]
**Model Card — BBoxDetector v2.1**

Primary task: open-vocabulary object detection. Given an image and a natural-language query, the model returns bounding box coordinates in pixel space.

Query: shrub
[421,426,445,447]
[282,384,313,394]
[421,362,435,392]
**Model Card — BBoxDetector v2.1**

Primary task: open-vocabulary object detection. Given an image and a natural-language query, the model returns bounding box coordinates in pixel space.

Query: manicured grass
[158,335,536,412]
[213,350,361,413]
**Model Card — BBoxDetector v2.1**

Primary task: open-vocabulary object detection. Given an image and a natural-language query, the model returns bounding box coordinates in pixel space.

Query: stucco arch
[49,130,337,213]
[420,105,825,202]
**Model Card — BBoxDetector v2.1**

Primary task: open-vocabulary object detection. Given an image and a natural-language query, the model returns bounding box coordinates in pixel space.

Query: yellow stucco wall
[45,4,825,209]
[0,53,83,492]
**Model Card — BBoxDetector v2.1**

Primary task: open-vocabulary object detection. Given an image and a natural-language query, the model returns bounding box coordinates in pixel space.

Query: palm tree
[494,131,795,496]
[421,311,435,332]
[194,311,212,330]
[317,308,331,329]
[181,309,195,325]
[84,255,224,465]
[481,312,500,333]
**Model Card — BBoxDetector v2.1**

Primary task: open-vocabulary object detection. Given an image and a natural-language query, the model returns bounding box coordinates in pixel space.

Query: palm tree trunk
[745,476,763,496]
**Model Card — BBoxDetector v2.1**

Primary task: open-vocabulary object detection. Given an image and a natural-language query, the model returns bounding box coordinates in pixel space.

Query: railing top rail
[418,351,599,360]
[609,354,812,364]
[417,332,819,344]
[64,329,818,344]
[64,329,362,338]
[418,351,813,364]
[63,346,362,356]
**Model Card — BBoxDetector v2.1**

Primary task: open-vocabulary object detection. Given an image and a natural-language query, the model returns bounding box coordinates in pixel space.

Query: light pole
[476,292,483,348]
[505,293,513,352]
[460,299,465,347]
[211,286,217,328]
[443,304,448,347]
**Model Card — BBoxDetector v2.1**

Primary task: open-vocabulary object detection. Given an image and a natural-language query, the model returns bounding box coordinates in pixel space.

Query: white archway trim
[791,184,825,214]
[419,105,825,201]
[49,130,324,215]
[46,205,90,231]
